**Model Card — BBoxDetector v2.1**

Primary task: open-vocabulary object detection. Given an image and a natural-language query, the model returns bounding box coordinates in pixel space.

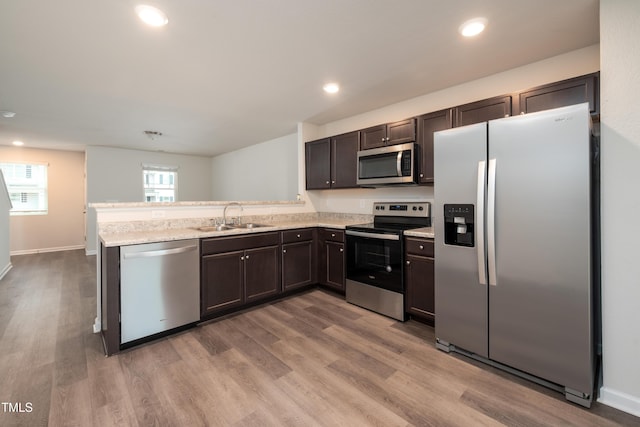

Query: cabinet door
[325,241,345,290]
[244,245,280,303]
[305,139,331,189]
[360,125,387,150]
[454,96,512,127]
[387,118,416,145]
[282,241,314,291]
[405,254,435,321]
[331,131,359,188]
[416,109,452,184]
[202,251,243,316]
[518,73,599,116]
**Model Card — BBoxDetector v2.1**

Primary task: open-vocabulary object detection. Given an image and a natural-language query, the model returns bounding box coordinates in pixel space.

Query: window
[142,165,177,202]
[0,162,48,215]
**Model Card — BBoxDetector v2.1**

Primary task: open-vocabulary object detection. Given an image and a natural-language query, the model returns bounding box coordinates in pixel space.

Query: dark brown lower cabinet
[201,232,280,318]
[201,251,244,314]
[245,245,280,302]
[282,241,315,290]
[404,237,435,323]
[281,228,317,291]
[318,228,345,291]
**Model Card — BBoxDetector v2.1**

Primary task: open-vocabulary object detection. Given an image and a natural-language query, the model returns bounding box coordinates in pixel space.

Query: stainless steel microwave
[357,142,418,186]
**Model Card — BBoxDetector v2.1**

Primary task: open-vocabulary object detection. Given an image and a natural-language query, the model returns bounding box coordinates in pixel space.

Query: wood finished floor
[1,250,638,426]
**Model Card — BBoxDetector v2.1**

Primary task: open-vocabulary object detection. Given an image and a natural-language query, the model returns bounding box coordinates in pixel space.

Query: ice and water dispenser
[444,204,474,247]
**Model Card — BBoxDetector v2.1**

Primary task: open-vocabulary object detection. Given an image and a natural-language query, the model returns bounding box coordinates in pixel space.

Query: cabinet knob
[386,137,390,141]
[331,180,335,184]
[241,256,244,261]
[326,181,330,184]
[339,248,343,252]
[419,245,424,250]
[331,233,336,237]
[283,249,287,253]
[420,173,424,178]
[406,260,410,265]
[297,234,301,238]
[381,137,385,142]
[245,255,250,260]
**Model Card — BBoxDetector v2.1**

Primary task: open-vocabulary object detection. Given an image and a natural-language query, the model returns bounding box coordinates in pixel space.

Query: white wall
[85,146,213,253]
[598,0,640,416]
[0,170,11,279]
[211,133,298,201]
[300,45,600,215]
[0,147,85,254]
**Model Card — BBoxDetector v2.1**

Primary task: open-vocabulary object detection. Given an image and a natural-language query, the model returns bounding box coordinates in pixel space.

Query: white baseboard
[86,248,97,256]
[10,245,86,256]
[599,386,640,417]
[0,262,12,281]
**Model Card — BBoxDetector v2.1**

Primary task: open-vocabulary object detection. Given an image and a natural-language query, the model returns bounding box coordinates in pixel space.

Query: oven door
[345,229,403,293]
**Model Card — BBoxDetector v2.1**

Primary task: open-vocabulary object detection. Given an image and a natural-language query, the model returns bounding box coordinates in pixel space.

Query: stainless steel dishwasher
[120,239,200,344]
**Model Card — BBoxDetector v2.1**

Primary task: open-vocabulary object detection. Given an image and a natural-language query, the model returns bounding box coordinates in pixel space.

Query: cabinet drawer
[405,238,434,257]
[319,228,344,243]
[282,228,314,244]
[202,232,280,255]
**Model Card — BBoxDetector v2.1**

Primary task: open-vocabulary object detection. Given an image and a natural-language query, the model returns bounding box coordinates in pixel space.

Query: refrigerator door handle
[477,160,487,285]
[487,158,497,286]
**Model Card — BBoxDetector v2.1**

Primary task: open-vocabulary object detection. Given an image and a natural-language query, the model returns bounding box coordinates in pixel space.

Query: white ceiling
[0,0,599,156]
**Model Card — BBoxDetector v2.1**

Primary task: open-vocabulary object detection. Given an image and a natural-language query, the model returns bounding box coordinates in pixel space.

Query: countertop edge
[100,220,363,247]
[404,227,435,239]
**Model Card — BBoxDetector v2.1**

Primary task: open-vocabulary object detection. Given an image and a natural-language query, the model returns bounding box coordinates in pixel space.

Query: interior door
[434,123,489,358]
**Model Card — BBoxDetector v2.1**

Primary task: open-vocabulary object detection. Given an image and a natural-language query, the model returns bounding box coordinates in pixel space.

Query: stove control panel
[372,201,430,217]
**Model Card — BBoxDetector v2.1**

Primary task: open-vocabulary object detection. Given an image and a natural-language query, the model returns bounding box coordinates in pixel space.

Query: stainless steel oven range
[345,201,430,320]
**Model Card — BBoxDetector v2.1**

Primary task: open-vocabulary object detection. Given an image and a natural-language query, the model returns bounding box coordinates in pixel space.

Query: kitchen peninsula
[92,200,416,355]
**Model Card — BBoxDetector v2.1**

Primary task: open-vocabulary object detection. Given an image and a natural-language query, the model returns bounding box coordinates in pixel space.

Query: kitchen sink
[194,223,271,232]
[227,223,270,229]
[195,225,234,232]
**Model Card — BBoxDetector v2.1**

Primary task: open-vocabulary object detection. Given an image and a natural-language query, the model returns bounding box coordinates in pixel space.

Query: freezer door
[434,122,489,358]
[487,103,593,395]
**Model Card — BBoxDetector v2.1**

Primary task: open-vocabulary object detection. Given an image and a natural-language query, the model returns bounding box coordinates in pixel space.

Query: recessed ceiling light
[135,5,168,27]
[323,83,340,94]
[459,17,487,37]
[1,111,16,118]
[12,140,24,146]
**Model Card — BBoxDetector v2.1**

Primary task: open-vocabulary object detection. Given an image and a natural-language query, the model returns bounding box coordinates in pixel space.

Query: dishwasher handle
[122,244,198,259]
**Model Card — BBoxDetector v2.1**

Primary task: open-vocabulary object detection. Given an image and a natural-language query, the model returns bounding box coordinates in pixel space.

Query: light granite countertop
[99,218,369,247]
[404,227,435,239]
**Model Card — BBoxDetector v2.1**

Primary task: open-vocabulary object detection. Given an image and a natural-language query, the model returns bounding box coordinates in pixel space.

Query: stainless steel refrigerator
[433,103,598,407]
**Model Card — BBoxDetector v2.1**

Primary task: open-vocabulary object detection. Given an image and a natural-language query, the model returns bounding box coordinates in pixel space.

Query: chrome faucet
[223,202,243,225]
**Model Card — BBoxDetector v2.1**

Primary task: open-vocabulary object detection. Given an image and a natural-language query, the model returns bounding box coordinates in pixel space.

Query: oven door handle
[345,230,400,241]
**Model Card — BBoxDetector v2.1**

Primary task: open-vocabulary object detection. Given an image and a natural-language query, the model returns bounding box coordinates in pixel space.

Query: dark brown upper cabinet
[305,131,359,190]
[517,72,599,117]
[360,118,416,150]
[305,138,331,189]
[454,95,513,127]
[331,131,359,188]
[416,109,453,184]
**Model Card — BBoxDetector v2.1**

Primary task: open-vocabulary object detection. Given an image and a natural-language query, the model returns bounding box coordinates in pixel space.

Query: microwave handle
[396,151,402,177]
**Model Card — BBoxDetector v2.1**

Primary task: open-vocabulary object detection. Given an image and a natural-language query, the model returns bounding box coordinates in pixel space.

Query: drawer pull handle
[419,245,424,250]
[297,234,301,238]
[331,233,336,237]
